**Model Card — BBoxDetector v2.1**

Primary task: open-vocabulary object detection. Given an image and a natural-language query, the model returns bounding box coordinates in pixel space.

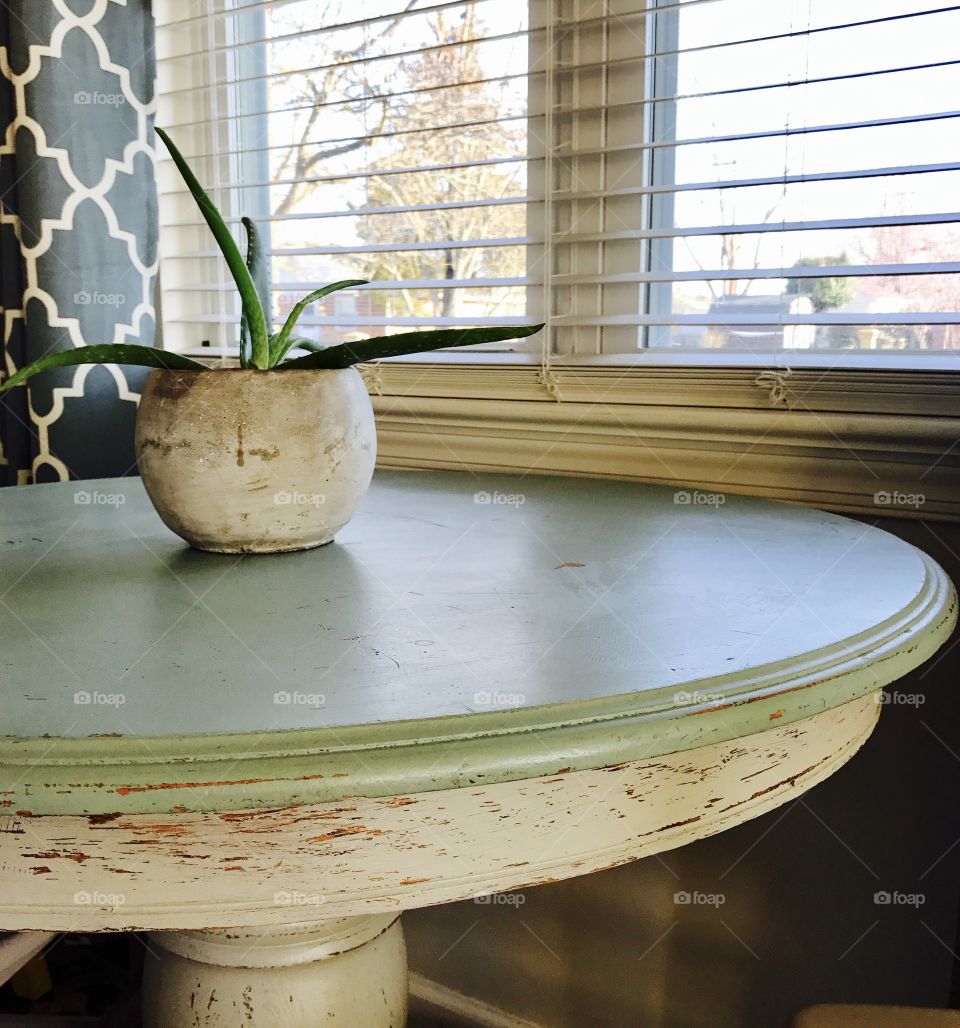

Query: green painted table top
[0,471,954,814]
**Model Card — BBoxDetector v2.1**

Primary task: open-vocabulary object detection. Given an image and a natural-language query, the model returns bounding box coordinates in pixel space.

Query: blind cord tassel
[755,369,793,408]
[359,363,384,396]
[538,365,564,401]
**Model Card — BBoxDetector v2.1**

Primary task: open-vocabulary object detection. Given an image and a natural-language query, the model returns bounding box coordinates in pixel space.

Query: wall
[405,518,960,1028]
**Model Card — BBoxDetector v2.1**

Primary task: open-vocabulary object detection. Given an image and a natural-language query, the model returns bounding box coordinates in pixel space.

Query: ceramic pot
[135,364,376,554]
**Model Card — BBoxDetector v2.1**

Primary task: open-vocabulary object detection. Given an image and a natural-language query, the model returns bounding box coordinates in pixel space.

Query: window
[156,0,536,354]
[156,0,960,361]
[643,0,960,356]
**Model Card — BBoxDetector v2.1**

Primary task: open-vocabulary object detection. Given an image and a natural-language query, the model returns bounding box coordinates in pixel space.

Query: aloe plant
[0,128,543,393]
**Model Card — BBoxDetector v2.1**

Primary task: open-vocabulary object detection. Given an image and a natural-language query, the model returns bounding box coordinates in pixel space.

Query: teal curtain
[0,1,157,485]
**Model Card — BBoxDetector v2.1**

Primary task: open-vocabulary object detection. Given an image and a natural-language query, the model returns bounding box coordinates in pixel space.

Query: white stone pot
[135,365,376,554]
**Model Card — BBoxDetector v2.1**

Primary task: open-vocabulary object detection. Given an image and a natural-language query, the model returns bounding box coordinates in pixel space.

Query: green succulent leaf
[239,219,269,370]
[283,338,326,354]
[0,345,208,392]
[242,216,272,334]
[156,127,270,369]
[278,324,544,370]
[268,280,368,367]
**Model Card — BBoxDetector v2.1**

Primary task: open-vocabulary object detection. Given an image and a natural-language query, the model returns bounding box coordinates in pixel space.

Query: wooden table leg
[142,914,406,1027]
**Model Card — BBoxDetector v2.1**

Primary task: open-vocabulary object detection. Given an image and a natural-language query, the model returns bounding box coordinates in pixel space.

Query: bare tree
[346,9,528,319]
[270,2,419,217]
[860,224,960,348]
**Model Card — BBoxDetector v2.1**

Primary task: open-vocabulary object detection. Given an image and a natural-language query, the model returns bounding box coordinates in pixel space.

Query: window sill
[360,361,960,521]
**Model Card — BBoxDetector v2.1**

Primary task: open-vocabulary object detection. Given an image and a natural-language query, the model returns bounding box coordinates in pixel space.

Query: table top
[0,470,954,815]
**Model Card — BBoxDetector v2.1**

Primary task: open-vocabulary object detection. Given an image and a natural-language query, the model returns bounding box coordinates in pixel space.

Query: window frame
[154,0,960,522]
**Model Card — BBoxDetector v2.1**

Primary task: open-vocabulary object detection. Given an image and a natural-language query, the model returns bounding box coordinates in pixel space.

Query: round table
[0,471,955,1026]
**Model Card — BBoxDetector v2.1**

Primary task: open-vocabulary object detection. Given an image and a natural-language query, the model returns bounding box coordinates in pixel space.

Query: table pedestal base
[142,914,406,1027]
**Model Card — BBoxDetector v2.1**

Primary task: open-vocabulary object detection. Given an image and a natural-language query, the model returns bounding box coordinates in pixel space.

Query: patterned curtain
[0,0,157,486]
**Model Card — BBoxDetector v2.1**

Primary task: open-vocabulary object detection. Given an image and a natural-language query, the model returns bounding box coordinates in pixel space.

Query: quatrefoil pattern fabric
[0,0,157,486]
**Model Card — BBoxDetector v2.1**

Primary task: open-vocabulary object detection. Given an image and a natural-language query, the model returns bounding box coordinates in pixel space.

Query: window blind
[155,0,539,353]
[155,0,960,358]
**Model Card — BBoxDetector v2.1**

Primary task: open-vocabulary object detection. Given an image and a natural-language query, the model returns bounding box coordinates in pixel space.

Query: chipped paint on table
[0,693,879,931]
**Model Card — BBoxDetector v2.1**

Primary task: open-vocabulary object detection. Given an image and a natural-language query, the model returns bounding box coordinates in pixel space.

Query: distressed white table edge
[1,691,881,933]
[0,692,888,1025]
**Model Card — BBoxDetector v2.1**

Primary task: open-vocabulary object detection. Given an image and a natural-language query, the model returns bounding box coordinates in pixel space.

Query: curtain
[0,0,157,486]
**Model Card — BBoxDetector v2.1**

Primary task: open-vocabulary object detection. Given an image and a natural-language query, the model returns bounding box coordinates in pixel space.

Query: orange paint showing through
[218,807,361,835]
[25,850,91,863]
[307,826,386,843]
[116,777,276,795]
[133,823,192,838]
[88,812,122,826]
[685,702,736,716]
[218,807,300,823]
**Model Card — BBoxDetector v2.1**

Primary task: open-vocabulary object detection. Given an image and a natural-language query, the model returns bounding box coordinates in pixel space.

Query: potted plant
[1,129,542,554]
